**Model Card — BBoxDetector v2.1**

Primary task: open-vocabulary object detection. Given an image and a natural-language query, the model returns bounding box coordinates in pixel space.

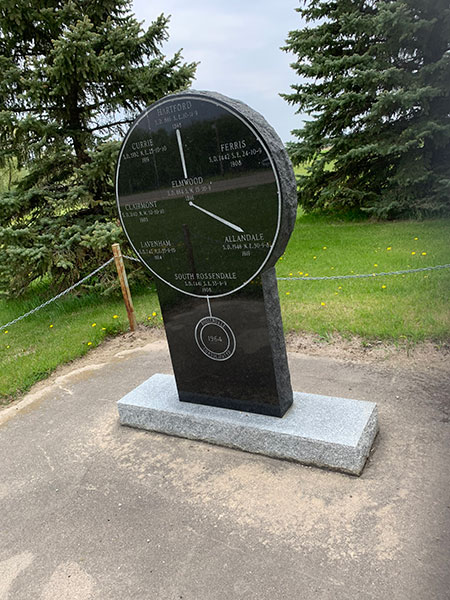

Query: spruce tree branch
[3,106,37,114]
[88,118,135,133]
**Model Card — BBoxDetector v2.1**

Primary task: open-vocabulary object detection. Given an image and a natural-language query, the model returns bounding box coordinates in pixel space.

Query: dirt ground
[57,325,450,376]
[1,323,449,599]
[3,325,448,415]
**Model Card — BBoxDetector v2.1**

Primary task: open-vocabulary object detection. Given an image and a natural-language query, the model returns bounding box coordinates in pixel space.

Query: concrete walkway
[1,338,449,599]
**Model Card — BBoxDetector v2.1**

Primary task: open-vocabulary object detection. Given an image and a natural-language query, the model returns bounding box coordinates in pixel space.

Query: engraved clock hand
[176,128,188,179]
[177,128,243,232]
[188,201,244,233]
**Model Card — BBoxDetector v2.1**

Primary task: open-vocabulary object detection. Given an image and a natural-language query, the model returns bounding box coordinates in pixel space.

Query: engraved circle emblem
[194,316,236,361]
[116,93,282,298]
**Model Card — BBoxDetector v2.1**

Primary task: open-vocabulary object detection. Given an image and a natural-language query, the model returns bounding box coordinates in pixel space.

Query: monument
[116,91,378,475]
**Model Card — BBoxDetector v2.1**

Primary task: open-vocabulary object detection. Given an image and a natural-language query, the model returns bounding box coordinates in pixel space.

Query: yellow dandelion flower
[102,327,106,330]
[298,271,303,275]
[113,315,118,319]
[422,252,427,256]
[87,342,92,346]
[411,251,416,255]
[286,292,290,295]
[92,323,96,327]
[152,311,157,316]
[387,247,391,251]
[323,246,327,250]
[289,272,293,276]
[338,286,342,290]
[313,256,317,260]
[381,285,386,289]
[414,237,418,240]
[321,302,326,306]
[4,330,8,334]
[335,292,338,295]
[374,263,378,267]
[304,273,309,277]
[49,324,53,328]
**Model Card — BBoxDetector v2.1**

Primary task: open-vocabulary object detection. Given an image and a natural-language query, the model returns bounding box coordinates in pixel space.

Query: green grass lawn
[0,278,162,402]
[1,213,449,402]
[278,213,450,340]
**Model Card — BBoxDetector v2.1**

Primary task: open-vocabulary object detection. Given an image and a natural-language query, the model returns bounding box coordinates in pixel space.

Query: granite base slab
[117,374,378,475]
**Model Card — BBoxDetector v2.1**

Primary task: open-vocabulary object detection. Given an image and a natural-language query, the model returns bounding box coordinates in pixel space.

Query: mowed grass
[0,278,161,402]
[277,213,450,341]
[1,214,449,401]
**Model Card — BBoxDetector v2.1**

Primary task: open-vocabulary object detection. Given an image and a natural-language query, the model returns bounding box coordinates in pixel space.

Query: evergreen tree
[282,0,450,218]
[0,0,196,295]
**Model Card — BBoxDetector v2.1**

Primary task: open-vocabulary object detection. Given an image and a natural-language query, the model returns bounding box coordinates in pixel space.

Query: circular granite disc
[116,90,297,298]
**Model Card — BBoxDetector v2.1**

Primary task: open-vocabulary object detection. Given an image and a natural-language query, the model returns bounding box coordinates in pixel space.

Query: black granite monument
[116,91,297,417]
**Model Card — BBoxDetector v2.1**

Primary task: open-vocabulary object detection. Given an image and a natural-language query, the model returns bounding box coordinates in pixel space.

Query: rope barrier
[121,255,450,280]
[0,257,115,332]
[123,254,141,263]
[276,263,450,281]
[1,255,449,332]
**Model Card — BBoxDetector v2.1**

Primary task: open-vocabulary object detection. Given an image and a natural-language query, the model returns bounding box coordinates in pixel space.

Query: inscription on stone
[116,91,297,416]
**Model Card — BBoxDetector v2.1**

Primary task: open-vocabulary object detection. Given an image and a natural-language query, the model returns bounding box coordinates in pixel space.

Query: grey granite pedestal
[117,374,378,475]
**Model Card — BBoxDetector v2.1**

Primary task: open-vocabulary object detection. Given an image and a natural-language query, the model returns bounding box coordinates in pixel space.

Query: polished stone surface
[117,374,379,475]
[157,268,293,417]
[116,90,297,297]
[116,90,297,417]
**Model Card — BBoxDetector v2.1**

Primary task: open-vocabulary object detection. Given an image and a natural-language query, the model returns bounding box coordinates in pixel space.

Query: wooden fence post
[112,243,137,332]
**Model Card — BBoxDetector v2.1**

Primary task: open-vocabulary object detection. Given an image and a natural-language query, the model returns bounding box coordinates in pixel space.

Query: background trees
[283,0,450,218]
[0,0,196,295]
